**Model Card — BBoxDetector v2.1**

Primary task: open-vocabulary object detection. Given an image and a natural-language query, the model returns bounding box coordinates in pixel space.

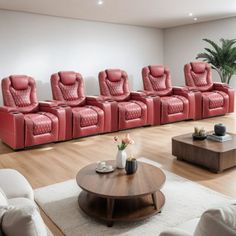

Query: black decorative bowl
[192,133,207,140]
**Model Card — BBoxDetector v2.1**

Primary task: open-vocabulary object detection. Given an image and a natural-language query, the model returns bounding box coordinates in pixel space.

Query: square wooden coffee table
[172,133,236,173]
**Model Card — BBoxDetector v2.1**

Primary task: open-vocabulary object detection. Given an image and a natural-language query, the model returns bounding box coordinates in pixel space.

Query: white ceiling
[0,0,236,28]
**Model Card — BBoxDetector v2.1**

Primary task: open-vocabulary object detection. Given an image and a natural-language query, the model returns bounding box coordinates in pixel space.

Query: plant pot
[116,150,127,169]
[214,124,226,136]
[125,159,138,175]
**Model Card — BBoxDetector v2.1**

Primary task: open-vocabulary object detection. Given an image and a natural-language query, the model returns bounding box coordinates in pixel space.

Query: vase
[214,123,226,136]
[116,150,127,169]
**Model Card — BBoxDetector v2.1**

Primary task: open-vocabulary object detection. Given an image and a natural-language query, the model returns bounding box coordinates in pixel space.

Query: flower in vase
[114,133,134,150]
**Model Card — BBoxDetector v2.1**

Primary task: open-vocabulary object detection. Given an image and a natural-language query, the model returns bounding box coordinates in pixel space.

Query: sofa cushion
[0,169,34,200]
[178,218,200,235]
[0,188,8,236]
[0,188,8,206]
[2,198,47,236]
[194,204,236,236]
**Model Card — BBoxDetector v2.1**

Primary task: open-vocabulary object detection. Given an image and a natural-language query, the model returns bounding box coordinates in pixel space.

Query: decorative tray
[95,166,115,174]
[192,133,207,140]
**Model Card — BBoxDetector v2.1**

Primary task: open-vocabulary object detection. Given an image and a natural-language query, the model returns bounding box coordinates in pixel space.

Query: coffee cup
[106,165,113,171]
[97,161,106,170]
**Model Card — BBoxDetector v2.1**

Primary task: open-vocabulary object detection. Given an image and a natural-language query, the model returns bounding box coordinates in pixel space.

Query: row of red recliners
[0,61,234,150]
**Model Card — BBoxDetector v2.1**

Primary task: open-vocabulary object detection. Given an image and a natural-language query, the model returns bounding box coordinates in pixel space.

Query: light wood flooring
[1,113,236,235]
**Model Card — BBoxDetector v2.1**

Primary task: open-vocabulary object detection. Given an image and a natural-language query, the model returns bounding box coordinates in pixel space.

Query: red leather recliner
[184,62,234,119]
[0,75,67,149]
[142,65,195,124]
[98,69,156,130]
[51,71,112,138]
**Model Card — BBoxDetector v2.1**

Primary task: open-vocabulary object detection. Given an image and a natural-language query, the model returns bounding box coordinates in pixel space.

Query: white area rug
[34,158,233,236]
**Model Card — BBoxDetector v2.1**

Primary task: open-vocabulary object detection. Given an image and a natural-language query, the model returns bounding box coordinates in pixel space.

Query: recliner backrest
[142,65,172,96]
[98,69,130,101]
[184,61,213,91]
[51,71,86,107]
[1,75,38,113]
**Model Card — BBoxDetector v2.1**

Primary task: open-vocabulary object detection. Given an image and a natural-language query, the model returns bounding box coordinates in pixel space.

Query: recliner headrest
[106,69,122,82]
[191,62,207,73]
[59,71,77,85]
[149,65,165,77]
[10,75,29,90]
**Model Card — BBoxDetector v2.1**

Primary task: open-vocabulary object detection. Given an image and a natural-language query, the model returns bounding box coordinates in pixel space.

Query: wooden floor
[1,113,236,235]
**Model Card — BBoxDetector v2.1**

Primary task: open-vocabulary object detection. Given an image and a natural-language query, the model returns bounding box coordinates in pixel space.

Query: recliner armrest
[130,91,161,125]
[137,90,159,97]
[0,109,25,149]
[39,103,72,141]
[213,82,233,92]
[172,86,189,93]
[0,106,18,113]
[86,96,118,132]
[86,96,115,103]
[213,82,235,113]
[39,100,67,108]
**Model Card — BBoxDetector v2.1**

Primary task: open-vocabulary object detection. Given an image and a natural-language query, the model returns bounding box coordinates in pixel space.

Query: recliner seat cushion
[24,113,53,135]
[118,102,142,120]
[202,92,225,109]
[72,106,99,127]
[161,96,185,114]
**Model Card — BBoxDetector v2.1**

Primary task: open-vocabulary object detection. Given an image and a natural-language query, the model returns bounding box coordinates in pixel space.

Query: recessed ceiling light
[97,0,104,5]
[193,17,198,21]
[188,13,193,17]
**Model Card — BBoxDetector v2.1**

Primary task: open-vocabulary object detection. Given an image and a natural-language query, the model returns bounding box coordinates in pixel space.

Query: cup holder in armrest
[11,111,20,114]
[105,99,114,103]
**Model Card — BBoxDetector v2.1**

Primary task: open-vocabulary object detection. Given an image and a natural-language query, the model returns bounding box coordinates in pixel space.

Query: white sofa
[0,169,51,236]
[160,204,236,236]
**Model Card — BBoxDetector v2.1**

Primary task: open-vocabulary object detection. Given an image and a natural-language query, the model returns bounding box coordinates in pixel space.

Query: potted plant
[196,38,236,84]
[114,134,134,169]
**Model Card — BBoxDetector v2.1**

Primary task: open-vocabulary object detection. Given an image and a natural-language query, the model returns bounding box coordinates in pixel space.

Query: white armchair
[160,204,236,236]
[0,169,51,236]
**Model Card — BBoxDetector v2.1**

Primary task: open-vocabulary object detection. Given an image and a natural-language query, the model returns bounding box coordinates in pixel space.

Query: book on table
[207,133,232,142]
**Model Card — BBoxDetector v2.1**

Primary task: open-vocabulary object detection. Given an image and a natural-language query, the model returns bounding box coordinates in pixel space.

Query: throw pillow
[194,204,236,236]
[2,202,47,236]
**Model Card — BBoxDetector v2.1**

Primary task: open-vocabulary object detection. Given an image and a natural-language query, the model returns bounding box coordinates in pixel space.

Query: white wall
[164,17,236,88]
[0,10,163,105]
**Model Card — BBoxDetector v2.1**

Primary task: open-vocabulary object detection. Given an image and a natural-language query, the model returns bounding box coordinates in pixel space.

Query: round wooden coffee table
[76,160,166,226]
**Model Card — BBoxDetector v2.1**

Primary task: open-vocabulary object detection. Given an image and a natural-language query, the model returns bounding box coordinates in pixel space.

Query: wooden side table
[172,133,236,173]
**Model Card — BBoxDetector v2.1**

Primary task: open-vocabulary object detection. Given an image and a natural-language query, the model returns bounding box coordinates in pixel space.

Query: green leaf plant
[196,38,236,84]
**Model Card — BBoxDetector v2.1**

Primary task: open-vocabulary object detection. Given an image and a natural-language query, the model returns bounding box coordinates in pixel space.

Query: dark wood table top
[172,132,236,153]
[76,160,166,199]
